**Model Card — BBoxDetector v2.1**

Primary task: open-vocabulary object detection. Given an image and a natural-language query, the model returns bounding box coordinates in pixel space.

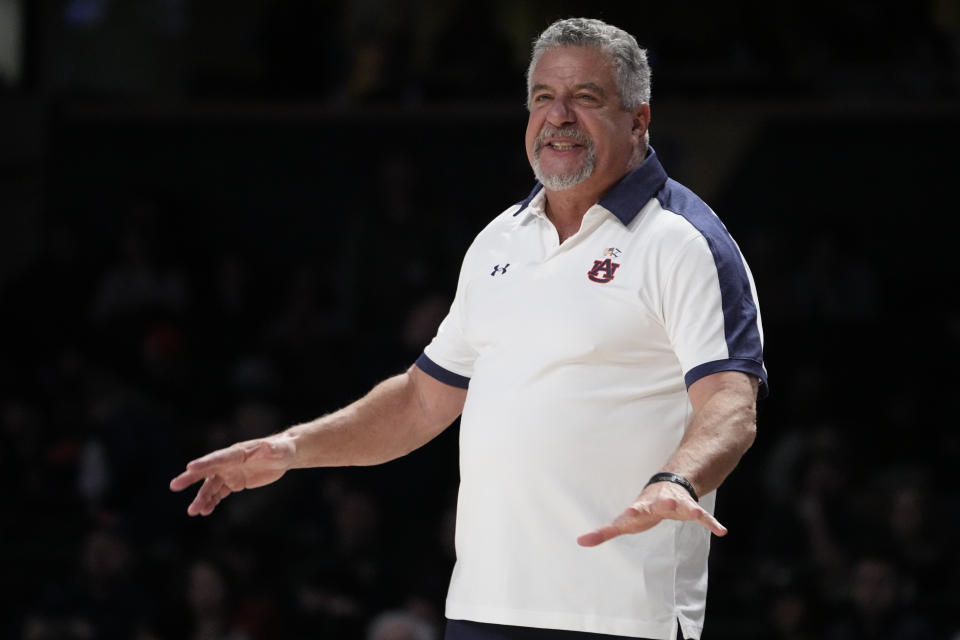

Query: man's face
[525,46,648,193]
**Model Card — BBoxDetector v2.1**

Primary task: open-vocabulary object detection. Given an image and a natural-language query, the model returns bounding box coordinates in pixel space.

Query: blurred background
[1,1,958,639]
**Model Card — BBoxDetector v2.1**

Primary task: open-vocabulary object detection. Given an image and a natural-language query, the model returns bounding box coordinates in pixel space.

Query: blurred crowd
[1,121,958,639]
[1,162,468,640]
[2,1,960,640]
[2,0,958,101]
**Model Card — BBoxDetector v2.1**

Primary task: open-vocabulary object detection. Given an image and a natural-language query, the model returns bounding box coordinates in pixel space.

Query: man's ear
[633,103,651,140]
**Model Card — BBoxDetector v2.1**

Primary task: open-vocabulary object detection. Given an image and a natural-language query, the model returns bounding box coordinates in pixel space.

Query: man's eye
[577,94,598,102]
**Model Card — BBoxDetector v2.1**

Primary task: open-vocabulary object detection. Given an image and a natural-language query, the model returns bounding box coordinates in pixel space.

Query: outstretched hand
[169,437,296,516]
[577,480,727,547]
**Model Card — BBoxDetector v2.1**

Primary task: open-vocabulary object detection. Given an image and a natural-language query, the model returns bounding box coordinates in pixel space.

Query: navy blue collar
[513,147,668,225]
[513,182,543,216]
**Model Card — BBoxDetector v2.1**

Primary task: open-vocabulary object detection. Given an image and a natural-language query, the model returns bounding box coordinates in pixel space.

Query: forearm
[578,372,759,545]
[661,378,758,498]
[281,369,446,469]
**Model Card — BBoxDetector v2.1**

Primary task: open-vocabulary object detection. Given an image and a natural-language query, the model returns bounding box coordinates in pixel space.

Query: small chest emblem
[588,248,622,284]
[490,263,510,276]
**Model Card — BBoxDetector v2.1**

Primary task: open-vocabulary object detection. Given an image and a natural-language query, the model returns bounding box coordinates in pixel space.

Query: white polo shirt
[416,149,766,640]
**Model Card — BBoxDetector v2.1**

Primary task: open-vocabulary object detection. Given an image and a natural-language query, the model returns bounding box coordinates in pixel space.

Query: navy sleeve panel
[685,358,769,399]
[415,353,471,389]
[658,179,766,383]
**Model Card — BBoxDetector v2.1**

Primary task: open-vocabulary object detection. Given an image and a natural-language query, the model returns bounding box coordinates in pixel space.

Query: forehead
[530,46,617,89]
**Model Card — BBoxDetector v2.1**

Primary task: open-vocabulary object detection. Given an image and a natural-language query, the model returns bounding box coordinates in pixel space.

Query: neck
[544,186,597,225]
[542,179,612,243]
[543,199,587,244]
[542,147,646,241]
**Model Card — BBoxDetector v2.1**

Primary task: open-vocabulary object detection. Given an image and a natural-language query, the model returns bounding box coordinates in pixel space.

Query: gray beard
[531,127,597,191]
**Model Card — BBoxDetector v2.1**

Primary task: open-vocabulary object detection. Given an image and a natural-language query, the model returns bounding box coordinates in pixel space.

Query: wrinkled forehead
[528,45,618,89]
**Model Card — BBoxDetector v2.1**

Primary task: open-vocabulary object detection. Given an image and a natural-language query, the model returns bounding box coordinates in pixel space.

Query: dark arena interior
[1,2,958,639]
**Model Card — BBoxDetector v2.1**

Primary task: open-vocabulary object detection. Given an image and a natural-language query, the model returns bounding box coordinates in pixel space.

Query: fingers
[578,505,655,547]
[169,469,201,492]
[579,495,728,546]
[187,475,234,517]
[187,445,248,475]
[577,524,626,547]
[647,494,726,536]
[187,476,219,516]
[170,445,246,515]
[170,438,293,516]
[695,508,727,537]
[169,443,251,493]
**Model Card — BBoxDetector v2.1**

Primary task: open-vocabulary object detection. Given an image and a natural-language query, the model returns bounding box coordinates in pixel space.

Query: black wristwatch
[645,472,699,502]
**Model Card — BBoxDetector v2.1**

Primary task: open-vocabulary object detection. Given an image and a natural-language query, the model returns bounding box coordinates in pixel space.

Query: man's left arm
[578,370,758,546]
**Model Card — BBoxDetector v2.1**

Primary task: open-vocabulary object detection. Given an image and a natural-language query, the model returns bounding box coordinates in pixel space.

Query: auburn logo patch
[587,258,621,283]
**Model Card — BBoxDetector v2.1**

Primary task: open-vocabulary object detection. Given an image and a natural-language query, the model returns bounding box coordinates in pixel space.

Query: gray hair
[526,18,651,112]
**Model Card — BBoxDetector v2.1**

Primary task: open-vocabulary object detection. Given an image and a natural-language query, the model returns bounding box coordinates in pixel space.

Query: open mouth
[545,141,581,151]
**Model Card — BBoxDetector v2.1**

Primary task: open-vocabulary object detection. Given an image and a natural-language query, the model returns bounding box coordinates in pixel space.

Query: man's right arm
[169,364,466,516]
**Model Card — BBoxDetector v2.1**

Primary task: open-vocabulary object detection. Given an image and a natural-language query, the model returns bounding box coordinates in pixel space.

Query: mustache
[534,126,593,152]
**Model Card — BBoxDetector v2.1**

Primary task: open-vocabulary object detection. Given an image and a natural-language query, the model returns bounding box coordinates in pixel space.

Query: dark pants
[445,619,685,640]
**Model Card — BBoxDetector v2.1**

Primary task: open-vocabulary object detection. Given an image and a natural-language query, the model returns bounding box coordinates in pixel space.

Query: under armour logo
[490,264,510,276]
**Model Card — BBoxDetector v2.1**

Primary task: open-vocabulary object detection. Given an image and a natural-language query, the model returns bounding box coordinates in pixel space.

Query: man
[170,18,767,640]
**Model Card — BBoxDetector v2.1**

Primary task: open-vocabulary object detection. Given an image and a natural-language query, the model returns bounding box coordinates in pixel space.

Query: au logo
[588,248,622,283]
[588,259,620,283]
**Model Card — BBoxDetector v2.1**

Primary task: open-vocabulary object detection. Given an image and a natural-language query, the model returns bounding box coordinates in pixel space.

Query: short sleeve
[417,253,479,389]
[662,233,768,398]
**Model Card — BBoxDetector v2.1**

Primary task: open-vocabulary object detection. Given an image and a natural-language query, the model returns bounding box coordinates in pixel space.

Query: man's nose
[545,97,576,127]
